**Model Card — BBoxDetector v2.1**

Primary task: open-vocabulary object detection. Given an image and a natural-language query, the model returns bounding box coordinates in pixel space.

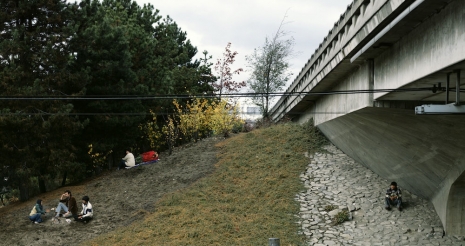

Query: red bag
[142,151,158,162]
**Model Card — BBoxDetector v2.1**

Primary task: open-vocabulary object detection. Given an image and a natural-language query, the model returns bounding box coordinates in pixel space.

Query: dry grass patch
[89,122,326,246]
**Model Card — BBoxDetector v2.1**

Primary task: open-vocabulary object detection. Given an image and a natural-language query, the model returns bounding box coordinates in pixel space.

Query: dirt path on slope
[0,137,222,246]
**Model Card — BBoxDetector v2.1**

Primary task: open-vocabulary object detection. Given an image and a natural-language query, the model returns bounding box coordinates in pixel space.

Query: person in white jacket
[76,196,93,223]
[118,149,135,170]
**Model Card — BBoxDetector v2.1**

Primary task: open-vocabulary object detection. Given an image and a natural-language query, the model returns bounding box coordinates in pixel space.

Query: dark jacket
[386,188,402,199]
[67,196,78,215]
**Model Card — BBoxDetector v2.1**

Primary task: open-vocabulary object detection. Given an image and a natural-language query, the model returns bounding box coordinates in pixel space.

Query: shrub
[332,210,349,225]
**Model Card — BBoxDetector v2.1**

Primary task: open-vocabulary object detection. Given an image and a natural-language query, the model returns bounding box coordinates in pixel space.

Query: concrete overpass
[270,0,465,235]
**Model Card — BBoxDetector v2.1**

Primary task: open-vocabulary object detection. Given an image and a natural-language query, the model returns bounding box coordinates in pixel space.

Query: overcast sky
[136,0,351,109]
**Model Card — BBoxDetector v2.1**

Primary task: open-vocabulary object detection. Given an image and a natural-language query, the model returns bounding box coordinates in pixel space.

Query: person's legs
[72,213,80,221]
[55,202,68,217]
[118,160,127,170]
[29,213,42,223]
[395,198,402,208]
[384,197,392,209]
[29,214,38,222]
[81,216,92,223]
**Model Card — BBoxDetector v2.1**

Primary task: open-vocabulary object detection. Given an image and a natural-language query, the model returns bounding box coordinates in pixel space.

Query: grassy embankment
[89,122,326,245]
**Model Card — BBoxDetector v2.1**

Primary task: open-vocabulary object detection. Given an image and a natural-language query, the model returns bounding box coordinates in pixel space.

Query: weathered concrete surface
[297,144,465,245]
[374,0,465,101]
[297,61,373,125]
[317,107,465,235]
[271,0,465,236]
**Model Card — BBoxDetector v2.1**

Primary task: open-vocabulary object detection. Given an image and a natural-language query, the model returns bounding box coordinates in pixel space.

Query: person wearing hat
[76,195,93,223]
[29,199,48,224]
[385,181,402,211]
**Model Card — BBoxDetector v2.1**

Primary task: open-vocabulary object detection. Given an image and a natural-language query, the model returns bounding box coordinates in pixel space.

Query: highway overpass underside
[317,107,465,235]
[270,0,465,235]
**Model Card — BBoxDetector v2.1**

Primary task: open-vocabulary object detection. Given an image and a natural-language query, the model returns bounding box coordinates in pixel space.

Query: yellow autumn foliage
[143,98,244,154]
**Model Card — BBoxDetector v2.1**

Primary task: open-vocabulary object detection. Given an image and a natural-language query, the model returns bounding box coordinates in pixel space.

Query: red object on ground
[142,151,158,162]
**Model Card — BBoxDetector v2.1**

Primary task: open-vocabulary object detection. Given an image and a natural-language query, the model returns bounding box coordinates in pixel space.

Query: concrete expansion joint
[295,144,464,245]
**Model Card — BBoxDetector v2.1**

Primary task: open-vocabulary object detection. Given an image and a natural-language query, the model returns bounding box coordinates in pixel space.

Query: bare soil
[0,137,222,246]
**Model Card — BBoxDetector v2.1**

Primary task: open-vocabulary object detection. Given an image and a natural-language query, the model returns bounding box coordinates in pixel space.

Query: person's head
[390,181,398,190]
[82,196,89,205]
[125,149,131,154]
[65,190,72,197]
[36,199,42,205]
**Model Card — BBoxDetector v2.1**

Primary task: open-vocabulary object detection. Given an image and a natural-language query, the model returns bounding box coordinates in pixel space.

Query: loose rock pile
[296,144,464,245]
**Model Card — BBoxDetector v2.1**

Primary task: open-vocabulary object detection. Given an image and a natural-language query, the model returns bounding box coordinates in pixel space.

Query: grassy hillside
[89,122,326,245]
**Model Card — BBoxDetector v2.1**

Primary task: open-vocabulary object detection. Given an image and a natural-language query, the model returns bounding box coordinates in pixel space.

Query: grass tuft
[88,121,326,245]
[332,210,350,226]
[324,204,337,212]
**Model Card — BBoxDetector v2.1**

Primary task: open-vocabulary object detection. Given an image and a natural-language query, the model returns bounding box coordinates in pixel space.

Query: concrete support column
[446,171,465,235]
[368,59,374,105]
[455,69,461,105]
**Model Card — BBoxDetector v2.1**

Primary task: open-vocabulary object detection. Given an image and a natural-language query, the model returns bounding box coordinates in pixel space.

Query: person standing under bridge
[385,181,402,211]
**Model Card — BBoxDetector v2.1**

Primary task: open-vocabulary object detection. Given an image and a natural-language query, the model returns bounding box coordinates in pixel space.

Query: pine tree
[0,0,86,200]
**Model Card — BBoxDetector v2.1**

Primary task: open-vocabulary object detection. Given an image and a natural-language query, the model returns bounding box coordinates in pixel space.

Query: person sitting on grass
[385,181,402,211]
[54,190,78,219]
[29,199,48,224]
[75,196,93,223]
[118,149,135,170]
[54,190,77,219]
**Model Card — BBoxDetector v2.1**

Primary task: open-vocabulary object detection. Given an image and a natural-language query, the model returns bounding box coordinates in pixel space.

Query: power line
[0,87,443,116]
[0,87,439,100]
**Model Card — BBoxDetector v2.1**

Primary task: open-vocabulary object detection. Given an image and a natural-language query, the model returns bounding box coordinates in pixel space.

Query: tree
[213,42,245,99]
[246,18,294,118]
[0,0,87,199]
[70,1,215,167]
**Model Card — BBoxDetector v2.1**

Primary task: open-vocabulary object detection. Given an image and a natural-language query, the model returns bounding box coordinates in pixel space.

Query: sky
[136,0,351,111]
[136,0,352,85]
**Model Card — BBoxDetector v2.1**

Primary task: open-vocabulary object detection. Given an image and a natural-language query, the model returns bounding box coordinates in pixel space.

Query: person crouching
[29,199,47,224]
[75,196,93,223]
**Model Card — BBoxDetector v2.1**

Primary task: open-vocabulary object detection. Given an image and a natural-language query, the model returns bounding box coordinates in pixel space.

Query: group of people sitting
[29,190,93,224]
[28,149,158,225]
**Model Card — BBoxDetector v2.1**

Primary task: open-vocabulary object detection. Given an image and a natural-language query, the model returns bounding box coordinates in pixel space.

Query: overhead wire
[0,87,436,100]
[0,87,444,116]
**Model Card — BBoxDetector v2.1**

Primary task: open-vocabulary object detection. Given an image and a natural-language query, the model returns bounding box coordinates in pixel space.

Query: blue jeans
[29,213,43,223]
[119,160,128,169]
[385,197,402,208]
[55,202,68,217]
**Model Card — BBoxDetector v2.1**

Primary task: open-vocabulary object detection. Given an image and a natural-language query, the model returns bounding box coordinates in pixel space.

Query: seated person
[75,195,93,223]
[118,149,135,170]
[385,181,402,211]
[54,190,78,219]
[55,190,70,218]
[29,199,48,224]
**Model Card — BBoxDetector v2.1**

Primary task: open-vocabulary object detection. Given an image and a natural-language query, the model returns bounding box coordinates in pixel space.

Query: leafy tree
[0,0,87,200]
[70,0,214,167]
[246,19,294,118]
[70,0,150,167]
[213,42,245,99]
[0,0,217,200]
